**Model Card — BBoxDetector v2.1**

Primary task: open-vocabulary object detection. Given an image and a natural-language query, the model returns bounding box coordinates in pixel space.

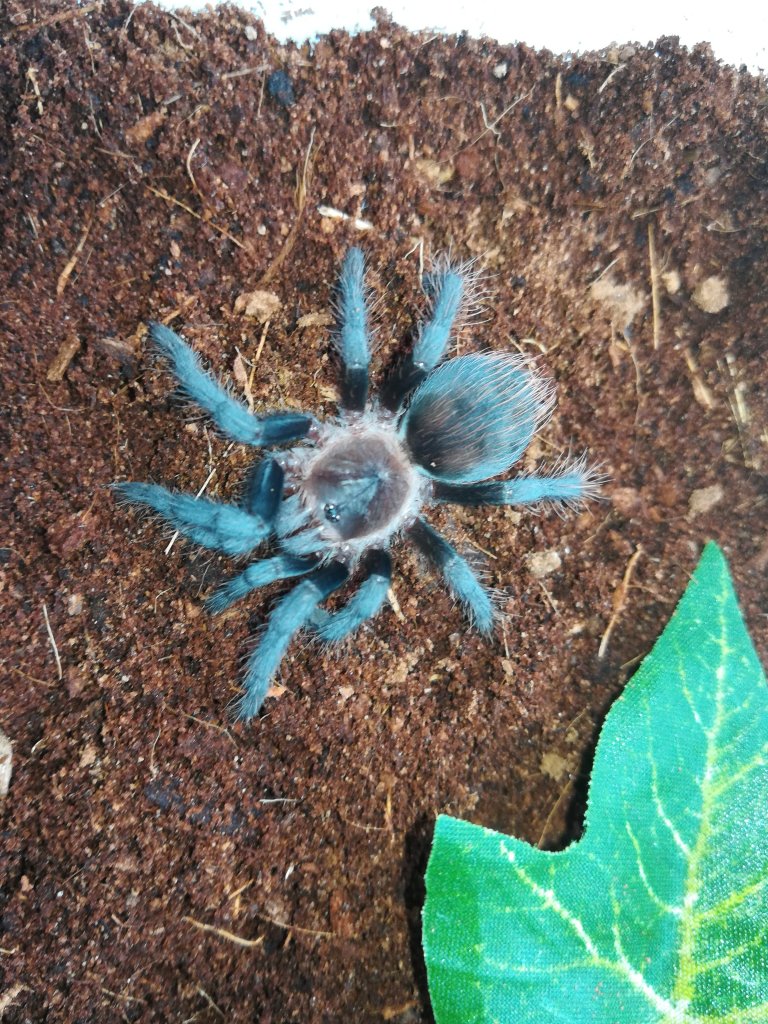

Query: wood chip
[688,484,725,518]
[234,289,282,322]
[46,334,81,381]
[296,311,334,329]
[0,728,11,800]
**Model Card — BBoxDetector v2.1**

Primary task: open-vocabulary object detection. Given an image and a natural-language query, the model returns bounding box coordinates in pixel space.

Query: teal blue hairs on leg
[237,563,349,720]
[434,459,601,510]
[336,248,370,411]
[148,322,313,445]
[206,555,319,614]
[413,265,465,370]
[409,519,495,634]
[113,482,274,556]
[381,262,465,411]
[311,550,392,641]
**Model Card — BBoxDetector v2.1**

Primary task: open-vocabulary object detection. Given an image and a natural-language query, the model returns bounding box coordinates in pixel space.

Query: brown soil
[1,3,766,1021]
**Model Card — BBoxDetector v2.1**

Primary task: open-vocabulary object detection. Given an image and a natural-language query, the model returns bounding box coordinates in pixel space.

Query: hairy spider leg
[311,549,392,641]
[241,458,285,520]
[336,247,370,412]
[272,494,329,557]
[434,462,598,509]
[149,322,313,446]
[381,263,466,410]
[408,519,494,634]
[237,562,349,720]
[114,483,273,556]
[401,353,553,484]
[206,554,319,614]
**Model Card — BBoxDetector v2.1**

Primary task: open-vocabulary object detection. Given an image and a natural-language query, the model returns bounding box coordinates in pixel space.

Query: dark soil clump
[1,4,766,1020]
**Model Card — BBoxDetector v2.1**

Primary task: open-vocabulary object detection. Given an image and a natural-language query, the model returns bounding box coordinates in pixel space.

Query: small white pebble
[688,484,724,518]
[525,549,562,578]
[692,275,729,313]
[662,269,681,295]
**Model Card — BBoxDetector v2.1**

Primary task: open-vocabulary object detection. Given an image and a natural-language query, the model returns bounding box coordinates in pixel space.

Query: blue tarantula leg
[114,482,272,556]
[148,322,313,446]
[241,458,284,522]
[206,555,318,614]
[310,549,392,642]
[237,562,349,720]
[337,248,370,412]
[408,519,495,634]
[434,458,601,510]
[382,260,466,411]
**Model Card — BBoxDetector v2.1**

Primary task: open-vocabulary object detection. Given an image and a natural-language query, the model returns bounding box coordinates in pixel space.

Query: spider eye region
[304,431,418,543]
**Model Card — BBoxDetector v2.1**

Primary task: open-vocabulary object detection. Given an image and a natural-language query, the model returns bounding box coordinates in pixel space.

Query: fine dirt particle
[2,6,767,1022]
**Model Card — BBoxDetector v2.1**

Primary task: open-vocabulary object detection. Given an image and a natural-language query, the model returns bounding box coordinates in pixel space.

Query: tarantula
[116,249,599,720]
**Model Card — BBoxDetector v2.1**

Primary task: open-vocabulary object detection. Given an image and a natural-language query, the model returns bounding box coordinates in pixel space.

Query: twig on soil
[536,579,558,616]
[386,585,406,622]
[254,320,270,365]
[185,138,204,204]
[537,776,576,849]
[256,72,266,119]
[648,223,662,350]
[99,988,145,1006]
[183,916,264,949]
[720,353,756,469]
[317,205,374,231]
[26,68,44,116]
[165,442,235,555]
[195,986,225,1018]
[42,603,63,680]
[458,87,534,153]
[145,184,251,253]
[252,910,336,940]
[11,666,55,688]
[181,710,236,745]
[382,1000,419,1021]
[13,2,102,32]
[597,63,627,94]
[341,790,395,834]
[56,216,93,297]
[683,346,715,409]
[597,546,644,660]
[148,727,162,777]
[222,66,266,81]
[258,128,319,287]
[164,9,200,40]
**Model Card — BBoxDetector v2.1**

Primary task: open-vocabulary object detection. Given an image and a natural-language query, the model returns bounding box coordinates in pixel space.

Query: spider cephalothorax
[116,249,600,719]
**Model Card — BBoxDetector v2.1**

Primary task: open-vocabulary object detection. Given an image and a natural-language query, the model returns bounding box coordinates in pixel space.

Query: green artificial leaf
[423,542,768,1023]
